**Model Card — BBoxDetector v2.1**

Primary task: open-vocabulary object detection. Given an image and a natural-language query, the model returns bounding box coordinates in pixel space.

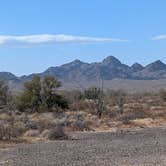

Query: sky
[1,0,166,76]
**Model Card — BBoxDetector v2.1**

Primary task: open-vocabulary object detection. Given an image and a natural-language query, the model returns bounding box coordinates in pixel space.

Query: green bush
[18,75,68,112]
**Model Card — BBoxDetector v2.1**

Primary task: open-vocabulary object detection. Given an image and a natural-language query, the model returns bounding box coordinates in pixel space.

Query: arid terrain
[1,0,166,165]
[0,75,166,165]
[0,127,165,166]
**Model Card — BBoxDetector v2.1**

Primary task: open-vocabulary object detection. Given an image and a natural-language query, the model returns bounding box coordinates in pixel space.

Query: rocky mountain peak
[146,60,166,71]
[70,59,84,65]
[61,59,85,68]
[102,56,121,66]
[131,63,144,72]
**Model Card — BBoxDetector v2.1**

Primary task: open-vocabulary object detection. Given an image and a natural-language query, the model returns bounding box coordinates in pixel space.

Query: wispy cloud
[0,34,128,47]
[151,34,166,40]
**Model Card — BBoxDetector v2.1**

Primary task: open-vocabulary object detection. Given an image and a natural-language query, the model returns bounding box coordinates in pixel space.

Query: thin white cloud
[151,34,166,40]
[0,34,128,47]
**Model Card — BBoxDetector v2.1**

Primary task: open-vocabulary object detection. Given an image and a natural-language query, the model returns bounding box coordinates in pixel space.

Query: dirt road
[0,127,166,166]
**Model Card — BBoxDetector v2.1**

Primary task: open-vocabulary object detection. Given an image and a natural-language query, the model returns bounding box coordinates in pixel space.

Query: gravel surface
[0,127,166,166]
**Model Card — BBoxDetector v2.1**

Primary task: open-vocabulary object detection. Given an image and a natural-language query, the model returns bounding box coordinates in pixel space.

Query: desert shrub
[47,125,67,140]
[84,87,106,119]
[84,87,102,100]
[0,124,20,140]
[65,90,84,103]
[0,110,26,140]
[120,115,132,125]
[84,87,100,100]
[6,94,20,110]
[35,119,56,131]
[71,119,91,131]
[25,121,38,130]
[110,90,127,114]
[108,109,118,119]
[119,108,148,125]
[70,100,93,112]
[13,121,27,135]
[51,93,68,109]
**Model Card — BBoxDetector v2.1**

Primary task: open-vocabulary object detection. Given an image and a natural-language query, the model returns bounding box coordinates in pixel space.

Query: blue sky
[0,0,166,76]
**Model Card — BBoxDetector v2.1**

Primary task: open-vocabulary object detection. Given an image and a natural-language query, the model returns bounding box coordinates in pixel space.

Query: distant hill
[40,56,166,80]
[1,56,166,91]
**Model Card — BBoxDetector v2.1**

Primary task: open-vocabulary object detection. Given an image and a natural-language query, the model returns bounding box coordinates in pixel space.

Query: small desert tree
[41,76,61,110]
[41,76,68,110]
[20,76,42,111]
[19,75,68,112]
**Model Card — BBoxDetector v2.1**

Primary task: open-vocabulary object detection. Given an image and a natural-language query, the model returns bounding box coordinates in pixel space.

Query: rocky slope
[1,56,166,90]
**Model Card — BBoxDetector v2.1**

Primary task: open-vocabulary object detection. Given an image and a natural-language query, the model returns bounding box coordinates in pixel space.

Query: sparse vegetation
[0,76,166,142]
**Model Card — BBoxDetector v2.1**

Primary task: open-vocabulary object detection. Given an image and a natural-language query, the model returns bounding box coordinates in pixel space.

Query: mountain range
[2,56,166,91]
